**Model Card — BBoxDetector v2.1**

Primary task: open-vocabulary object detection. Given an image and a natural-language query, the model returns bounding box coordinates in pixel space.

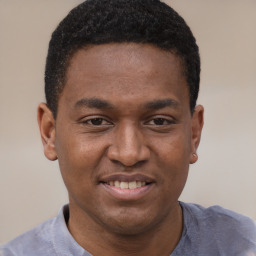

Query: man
[1,0,256,255]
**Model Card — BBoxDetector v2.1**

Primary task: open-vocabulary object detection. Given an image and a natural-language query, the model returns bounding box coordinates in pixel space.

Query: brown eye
[83,117,113,126]
[153,118,166,125]
[148,118,173,125]
[89,118,104,125]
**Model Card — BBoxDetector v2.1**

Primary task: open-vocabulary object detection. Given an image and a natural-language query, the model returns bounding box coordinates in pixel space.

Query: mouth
[102,180,149,189]
[99,174,155,200]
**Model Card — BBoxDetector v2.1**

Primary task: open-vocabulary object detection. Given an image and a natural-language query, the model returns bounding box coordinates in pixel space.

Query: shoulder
[180,202,256,253]
[183,202,256,230]
[0,217,56,256]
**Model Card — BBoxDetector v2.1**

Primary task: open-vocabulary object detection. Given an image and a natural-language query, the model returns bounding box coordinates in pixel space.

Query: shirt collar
[50,205,92,256]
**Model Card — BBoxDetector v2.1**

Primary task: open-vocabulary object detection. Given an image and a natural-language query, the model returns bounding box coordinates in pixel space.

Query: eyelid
[79,115,113,125]
[87,119,112,125]
[144,115,175,125]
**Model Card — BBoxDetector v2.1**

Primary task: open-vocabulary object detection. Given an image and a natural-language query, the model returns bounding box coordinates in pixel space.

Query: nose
[107,122,150,167]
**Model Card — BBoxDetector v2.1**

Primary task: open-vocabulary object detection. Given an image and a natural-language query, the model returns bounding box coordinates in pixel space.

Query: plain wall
[0,0,255,243]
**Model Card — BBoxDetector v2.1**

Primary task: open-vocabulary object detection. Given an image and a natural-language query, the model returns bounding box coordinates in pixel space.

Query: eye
[83,118,112,126]
[146,118,174,126]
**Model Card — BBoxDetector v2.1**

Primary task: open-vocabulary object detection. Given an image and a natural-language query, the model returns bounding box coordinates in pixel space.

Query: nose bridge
[120,121,139,153]
[108,121,149,166]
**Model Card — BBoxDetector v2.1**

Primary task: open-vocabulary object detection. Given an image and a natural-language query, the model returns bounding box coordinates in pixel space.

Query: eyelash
[145,117,175,126]
[82,117,112,126]
[81,116,175,127]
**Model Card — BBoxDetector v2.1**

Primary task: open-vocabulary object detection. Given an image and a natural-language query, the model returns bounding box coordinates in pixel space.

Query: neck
[67,202,183,256]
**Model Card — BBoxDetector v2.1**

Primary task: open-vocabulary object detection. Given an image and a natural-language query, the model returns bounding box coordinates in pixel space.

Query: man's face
[40,43,203,235]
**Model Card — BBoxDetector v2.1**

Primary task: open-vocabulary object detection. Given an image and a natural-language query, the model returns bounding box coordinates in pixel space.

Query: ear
[37,103,57,161]
[190,105,204,164]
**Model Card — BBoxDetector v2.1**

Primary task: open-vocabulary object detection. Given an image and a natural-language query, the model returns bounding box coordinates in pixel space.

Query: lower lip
[100,183,154,201]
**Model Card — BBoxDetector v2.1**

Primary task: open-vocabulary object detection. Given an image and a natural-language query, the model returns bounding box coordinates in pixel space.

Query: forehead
[66,43,184,81]
[61,43,189,110]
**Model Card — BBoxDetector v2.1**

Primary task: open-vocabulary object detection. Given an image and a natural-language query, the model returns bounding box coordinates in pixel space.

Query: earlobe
[37,103,58,161]
[190,105,204,164]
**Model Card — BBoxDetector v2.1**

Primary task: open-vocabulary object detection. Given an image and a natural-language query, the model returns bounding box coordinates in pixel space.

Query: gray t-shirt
[1,202,256,256]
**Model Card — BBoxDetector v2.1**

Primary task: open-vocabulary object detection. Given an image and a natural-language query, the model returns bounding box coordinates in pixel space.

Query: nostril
[110,159,148,169]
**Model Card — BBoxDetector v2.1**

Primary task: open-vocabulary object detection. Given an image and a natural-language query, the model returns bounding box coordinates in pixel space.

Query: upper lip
[99,173,155,183]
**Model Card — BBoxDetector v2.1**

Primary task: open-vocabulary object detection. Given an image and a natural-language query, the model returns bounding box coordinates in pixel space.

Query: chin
[99,210,162,236]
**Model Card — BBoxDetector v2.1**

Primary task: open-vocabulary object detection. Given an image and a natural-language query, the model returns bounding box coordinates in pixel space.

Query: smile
[106,181,147,189]
[99,174,155,200]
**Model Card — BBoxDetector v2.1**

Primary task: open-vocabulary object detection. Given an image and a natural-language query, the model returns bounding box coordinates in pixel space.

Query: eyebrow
[144,98,180,110]
[74,98,114,109]
[74,97,180,111]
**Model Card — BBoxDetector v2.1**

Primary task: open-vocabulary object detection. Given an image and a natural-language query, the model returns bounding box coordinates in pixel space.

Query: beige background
[0,0,255,244]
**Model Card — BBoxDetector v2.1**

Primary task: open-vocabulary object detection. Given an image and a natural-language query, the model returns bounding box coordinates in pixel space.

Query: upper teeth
[108,181,146,189]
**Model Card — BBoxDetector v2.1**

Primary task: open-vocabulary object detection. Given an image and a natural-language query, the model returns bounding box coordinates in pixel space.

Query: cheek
[55,133,103,186]
[153,132,191,191]
[155,131,191,166]
[55,138,97,203]
[56,131,104,165]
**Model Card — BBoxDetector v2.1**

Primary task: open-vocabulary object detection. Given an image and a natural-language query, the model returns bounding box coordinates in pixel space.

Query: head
[45,0,200,119]
[38,0,204,240]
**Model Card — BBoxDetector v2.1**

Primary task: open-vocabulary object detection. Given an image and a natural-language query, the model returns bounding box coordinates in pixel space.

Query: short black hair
[45,0,200,118]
